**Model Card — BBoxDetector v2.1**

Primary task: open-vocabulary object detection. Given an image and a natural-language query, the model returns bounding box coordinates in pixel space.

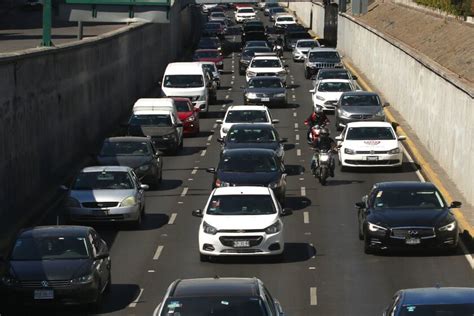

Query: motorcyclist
[305,106,329,142]
[273,35,283,55]
[310,128,337,177]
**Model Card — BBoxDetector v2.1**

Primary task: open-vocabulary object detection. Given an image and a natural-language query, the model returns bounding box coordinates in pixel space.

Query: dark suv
[304,48,343,79]
[156,277,285,316]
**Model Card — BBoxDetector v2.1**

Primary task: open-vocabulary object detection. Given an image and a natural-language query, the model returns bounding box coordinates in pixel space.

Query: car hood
[236,12,256,16]
[178,112,193,121]
[224,142,279,151]
[96,155,152,169]
[129,125,176,137]
[368,209,452,228]
[9,259,91,281]
[316,91,345,101]
[70,189,136,203]
[340,105,382,115]
[162,87,205,96]
[204,214,278,230]
[251,67,284,73]
[343,139,399,151]
[245,87,285,94]
[217,171,281,185]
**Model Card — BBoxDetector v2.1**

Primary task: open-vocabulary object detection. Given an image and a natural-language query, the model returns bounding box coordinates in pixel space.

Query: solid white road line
[129,288,144,308]
[301,187,306,196]
[168,213,177,225]
[303,211,309,224]
[297,149,301,156]
[310,287,318,306]
[201,149,207,157]
[460,242,474,269]
[191,167,198,175]
[401,145,424,181]
[153,245,164,260]
[180,187,188,197]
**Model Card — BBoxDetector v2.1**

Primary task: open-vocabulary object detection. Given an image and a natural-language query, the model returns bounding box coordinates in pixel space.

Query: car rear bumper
[338,115,385,126]
[365,232,459,251]
[68,205,141,223]
[341,153,402,167]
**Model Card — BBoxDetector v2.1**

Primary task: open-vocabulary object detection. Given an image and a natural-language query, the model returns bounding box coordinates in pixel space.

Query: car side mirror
[383,102,390,107]
[272,119,280,124]
[206,167,216,174]
[216,119,223,124]
[309,89,315,93]
[140,184,149,191]
[397,135,406,141]
[281,208,292,216]
[355,201,365,208]
[335,136,343,141]
[449,201,462,208]
[192,209,203,217]
[217,137,224,143]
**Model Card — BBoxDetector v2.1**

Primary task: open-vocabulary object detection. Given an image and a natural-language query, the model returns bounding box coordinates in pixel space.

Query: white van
[132,98,179,118]
[161,62,210,113]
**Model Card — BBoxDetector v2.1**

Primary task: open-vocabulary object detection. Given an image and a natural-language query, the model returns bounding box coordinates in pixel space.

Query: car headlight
[139,164,151,171]
[66,197,81,208]
[344,148,355,155]
[247,71,256,77]
[1,276,19,286]
[203,221,218,235]
[316,95,325,101]
[339,109,351,118]
[439,221,456,232]
[198,94,206,101]
[120,196,136,207]
[185,115,195,122]
[265,221,282,234]
[388,148,400,154]
[216,61,223,65]
[274,93,286,98]
[375,109,385,117]
[246,92,257,99]
[72,273,94,284]
[368,222,387,232]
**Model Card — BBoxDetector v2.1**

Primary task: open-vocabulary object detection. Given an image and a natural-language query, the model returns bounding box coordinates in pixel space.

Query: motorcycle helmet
[320,128,330,137]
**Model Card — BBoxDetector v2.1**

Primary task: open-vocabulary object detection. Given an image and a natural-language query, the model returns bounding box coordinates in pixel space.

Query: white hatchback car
[336,122,406,169]
[246,54,288,83]
[192,186,292,261]
[310,78,356,111]
[216,105,279,138]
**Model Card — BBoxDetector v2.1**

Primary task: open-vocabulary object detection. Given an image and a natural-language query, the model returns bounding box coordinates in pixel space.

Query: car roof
[374,181,437,190]
[165,62,203,74]
[227,105,269,111]
[345,121,392,128]
[341,91,378,97]
[81,166,132,173]
[171,278,260,298]
[252,56,281,61]
[104,136,151,143]
[400,287,474,305]
[133,98,174,109]
[134,109,173,116]
[276,14,294,18]
[308,47,338,52]
[222,148,276,156]
[19,226,91,238]
[213,186,273,196]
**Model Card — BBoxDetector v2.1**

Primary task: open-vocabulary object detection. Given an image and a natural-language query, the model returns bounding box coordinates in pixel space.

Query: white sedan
[246,55,288,83]
[192,186,292,261]
[235,7,256,23]
[336,122,406,169]
[310,78,356,111]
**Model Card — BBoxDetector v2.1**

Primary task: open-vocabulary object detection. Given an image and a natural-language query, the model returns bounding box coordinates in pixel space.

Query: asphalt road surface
[3,8,474,316]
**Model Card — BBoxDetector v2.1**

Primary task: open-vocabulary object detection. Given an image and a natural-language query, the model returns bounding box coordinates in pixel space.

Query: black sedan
[197,36,222,52]
[206,148,287,204]
[243,76,287,106]
[356,181,461,254]
[0,226,111,309]
[96,136,163,188]
[218,123,286,161]
[239,46,272,75]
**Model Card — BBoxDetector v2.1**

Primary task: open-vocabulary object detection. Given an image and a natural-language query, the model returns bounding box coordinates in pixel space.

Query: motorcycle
[273,44,283,57]
[304,123,327,145]
[311,149,333,185]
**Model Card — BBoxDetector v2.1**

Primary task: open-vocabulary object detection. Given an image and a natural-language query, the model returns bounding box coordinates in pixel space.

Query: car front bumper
[365,230,459,251]
[292,51,307,61]
[246,74,287,83]
[68,205,141,223]
[341,152,403,167]
[245,94,287,105]
[337,115,385,126]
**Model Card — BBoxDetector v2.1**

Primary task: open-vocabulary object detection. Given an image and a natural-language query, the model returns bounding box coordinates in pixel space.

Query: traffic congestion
[1,2,473,316]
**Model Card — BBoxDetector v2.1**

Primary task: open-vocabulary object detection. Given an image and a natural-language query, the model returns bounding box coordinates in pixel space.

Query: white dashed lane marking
[153,246,164,260]
[303,211,309,224]
[301,187,306,196]
[201,149,207,157]
[191,167,198,175]
[168,213,177,225]
[129,288,144,308]
[310,287,318,306]
[297,149,301,156]
[180,187,188,197]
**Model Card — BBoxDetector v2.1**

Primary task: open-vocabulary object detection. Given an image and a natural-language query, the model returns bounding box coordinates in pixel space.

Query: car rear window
[11,237,90,261]
[399,304,474,315]
[207,195,276,215]
[72,171,134,190]
[225,110,269,123]
[340,95,380,106]
[346,127,395,141]
[100,141,151,156]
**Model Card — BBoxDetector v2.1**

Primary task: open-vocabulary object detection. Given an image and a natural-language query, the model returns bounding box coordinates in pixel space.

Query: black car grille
[344,159,400,165]
[350,114,373,119]
[218,229,265,233]
[19,280,72,288]
[219,236,263,247]
[256,73,278,77]
[324,101,337,105]
[255,93,274,98]
[82,202,118,208]
[312,63,337,68]
[355,150,389,154]
[390,227,436,239]
[221,249,263,253]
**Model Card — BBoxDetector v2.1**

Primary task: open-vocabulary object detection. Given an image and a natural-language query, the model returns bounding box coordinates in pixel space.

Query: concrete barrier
[288,1,325,37]
[0,4,201,250]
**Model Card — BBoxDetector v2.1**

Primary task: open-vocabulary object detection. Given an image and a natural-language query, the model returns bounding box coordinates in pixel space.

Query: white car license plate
[34,289,54,300]
[233,240,250,248]
[405,238,421,245]
[367,156,378,161]
[261,97,270,102]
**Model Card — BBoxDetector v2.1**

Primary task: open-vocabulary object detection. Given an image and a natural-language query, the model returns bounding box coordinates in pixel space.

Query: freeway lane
[4,8,474,316]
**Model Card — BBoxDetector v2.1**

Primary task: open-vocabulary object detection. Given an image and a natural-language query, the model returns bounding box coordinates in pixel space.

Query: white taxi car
[246,54,288,83]
[235,7,256,23]
[216,105,279,138]
[192,186,292,261]
[336,122,406,169]
[310,78,356,111]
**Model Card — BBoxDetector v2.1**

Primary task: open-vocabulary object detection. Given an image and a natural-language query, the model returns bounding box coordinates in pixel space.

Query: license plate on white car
[34,289,54,300]
[261,97,270,102]
[233,240,250,248]
[405,238,421,245]
[367,156,378,161]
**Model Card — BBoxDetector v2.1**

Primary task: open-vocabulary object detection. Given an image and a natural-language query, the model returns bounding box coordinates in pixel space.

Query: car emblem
[97,203,103,207]
[364,140,381,145]
[408,230,418,236]
[237,230,246,233]
[41,281,49,287]
[370,150,374,154]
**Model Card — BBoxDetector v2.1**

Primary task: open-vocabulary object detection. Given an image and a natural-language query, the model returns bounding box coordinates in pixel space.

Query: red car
[173,98,200,136]
[192,49,224,69]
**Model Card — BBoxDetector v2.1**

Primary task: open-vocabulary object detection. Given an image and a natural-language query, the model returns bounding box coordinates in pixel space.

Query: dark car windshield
[245,41,268,48]
[297,40,318,48]
[251,59,281,68]
[11,236,90,261]
[318,81,353,92]
[346,127,395,140]
[211,12,225,18]
[309,51,340,62]
[248,78,284,88]
[100,141,151,156]
[399,304,474,315]
[174,100,192,112]
[72,171,134,190]
[243,47,271,57]
[225,110,269,123]
[271,7,285,13]
[317,70,350,80]
[341,95,380,106]
[195,51,220,58]
[239,8,254,13]
[288,32,312,39]
[164,75,204,88]
[219,153,278,172]
[160,297,269,315]
[207,195,276,215]
[228,128,277,143]
[205,23,221,30]
[130,114,173,127]
[373,189,445,210]
[277,17,295,22]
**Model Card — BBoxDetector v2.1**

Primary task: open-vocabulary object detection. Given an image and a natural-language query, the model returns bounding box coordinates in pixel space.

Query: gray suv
[304,47,343,79]
[334,91,388,130]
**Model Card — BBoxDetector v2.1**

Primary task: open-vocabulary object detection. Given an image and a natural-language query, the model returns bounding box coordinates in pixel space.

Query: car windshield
[211,12,225,17]
[205,23,220,30]
[225,110,269,123]
[399,304,474,315]
[130,114,172,127]
[251,59,281,68]
[297,40,317,48]
[11,236,90,261]
[373,189,445,210]
[195,51,220,58]
[288,32,312,39]
[277,17,294,22]
[341,95,380,106]
[318,82,353,92]
[207,195,276,215]
[271,8,285,13]
[164,75,204,88]
[174,100,192,112]
[160,297,269,315]
[228,128,277,143]
[239,8,254,13]
[309,51,340,62]
[245,41,268,48]
[72,171,134,190]
[100,141,151,156]
[243,47,271,57]
[248,78,283,88]
[317,71,350,80]
[345,127,395,140]
[219,153,278,172]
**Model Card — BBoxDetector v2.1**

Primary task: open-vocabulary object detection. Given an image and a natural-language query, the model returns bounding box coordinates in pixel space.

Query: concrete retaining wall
[288,1,326,37]
[0,4,201,248]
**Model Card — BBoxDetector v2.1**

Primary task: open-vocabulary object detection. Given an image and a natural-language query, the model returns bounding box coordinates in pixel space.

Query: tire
[199,253,209,262]
[319,168,328,185]
[104,271,112,293]
[340,165,348,172]
[239,69,245,75]
[363,235,373,254]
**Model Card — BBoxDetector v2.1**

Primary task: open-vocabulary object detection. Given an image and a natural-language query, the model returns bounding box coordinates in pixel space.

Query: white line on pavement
[213,123,217,128]
[301,187,306,196]
[207,135,213,141]
[294,123,298,129]
[296,134,300,141]
[304,211,309,224]
[201,149,207,157]
[153,245,164,260]
[297,149,301,156]
[148,270,155,273]
[309,267,316,270]
[168,213,177,225]
[225,95,229,99]
[191,167,198,175]
[129,288,144,308]
[180,187,188,197]
[310,287,317,306]
[293,112,297,117]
